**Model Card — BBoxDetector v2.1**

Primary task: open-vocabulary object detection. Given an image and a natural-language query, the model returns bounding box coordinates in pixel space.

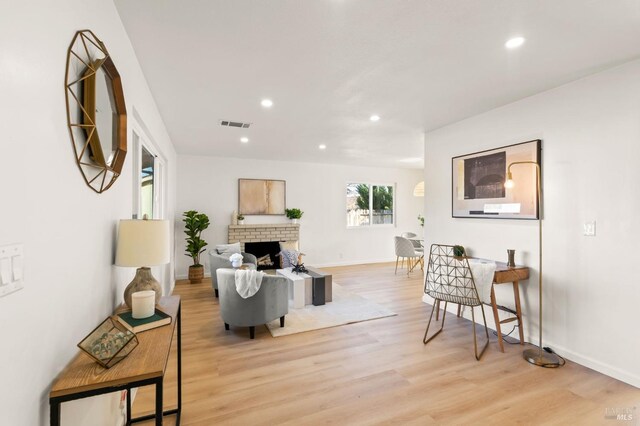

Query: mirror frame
[65,30,127,194]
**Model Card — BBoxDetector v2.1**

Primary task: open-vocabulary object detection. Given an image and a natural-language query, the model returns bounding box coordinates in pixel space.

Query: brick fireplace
[227,223,300,250]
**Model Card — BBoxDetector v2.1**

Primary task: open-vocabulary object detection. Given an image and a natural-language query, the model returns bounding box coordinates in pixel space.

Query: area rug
[265,283,396,337]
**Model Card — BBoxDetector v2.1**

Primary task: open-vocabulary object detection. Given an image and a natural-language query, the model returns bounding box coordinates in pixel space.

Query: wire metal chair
[422,244,489,360]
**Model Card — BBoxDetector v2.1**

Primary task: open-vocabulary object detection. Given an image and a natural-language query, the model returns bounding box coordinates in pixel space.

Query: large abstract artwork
[238,179,286,215]
[452,140,541,219]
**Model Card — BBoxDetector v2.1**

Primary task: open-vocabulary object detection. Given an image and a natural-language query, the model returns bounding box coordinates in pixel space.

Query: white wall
[0,1,176,425]
[176,155,423,277]
[424,59,640,387]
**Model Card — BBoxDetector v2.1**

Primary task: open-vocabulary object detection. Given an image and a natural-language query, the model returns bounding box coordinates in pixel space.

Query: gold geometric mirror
[65,30,127,193]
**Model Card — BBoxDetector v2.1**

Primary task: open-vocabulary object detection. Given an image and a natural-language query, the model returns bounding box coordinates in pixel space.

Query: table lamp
[505,161,562,368]
[116,218,170,308]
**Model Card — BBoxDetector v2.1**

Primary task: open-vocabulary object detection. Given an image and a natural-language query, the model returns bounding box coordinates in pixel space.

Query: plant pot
[238,220,245,225]
[188,265,204,284]
[291,219,299,224]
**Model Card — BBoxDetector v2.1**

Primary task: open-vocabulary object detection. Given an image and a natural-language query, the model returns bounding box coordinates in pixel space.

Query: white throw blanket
[468,259,497,304]
[235,269,265,299]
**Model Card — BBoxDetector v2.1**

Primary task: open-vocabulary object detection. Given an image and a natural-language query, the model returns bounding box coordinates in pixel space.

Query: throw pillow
[280,249,300,268]
[216,242,241,256]
[279,240,299,252]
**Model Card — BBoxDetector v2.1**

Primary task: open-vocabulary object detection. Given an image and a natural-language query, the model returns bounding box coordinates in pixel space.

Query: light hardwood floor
[133,262,639,425]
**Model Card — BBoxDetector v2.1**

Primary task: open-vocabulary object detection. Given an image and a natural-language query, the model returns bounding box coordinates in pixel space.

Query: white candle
[132,290,155,319]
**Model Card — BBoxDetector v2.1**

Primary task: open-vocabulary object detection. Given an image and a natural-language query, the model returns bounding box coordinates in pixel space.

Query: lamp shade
[413,181,424,197]
[115,219,170,267]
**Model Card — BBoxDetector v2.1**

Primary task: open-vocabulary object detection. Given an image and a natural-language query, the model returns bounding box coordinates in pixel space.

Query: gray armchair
[209,250,257,297]
[216,269,289,339]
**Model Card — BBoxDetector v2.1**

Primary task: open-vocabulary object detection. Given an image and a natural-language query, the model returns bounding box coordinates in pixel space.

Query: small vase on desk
[507,249,516,267]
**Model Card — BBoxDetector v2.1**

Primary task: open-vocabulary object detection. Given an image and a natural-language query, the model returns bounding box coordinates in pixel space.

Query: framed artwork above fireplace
[238,179,286,215]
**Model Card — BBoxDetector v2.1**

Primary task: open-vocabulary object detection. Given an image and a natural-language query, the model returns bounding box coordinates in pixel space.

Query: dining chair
[422,244,489,360]
[394,236,423,276]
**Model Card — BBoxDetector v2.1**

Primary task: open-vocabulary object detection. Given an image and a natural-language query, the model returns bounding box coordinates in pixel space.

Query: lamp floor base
[523,348,563,368]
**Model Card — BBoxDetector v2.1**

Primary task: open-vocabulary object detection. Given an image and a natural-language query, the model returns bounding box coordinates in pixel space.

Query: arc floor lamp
[505,161,563,368]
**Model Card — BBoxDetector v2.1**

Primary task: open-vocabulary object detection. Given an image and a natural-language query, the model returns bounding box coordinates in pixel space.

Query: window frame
[131,119,167,220]
[346,182,396,229]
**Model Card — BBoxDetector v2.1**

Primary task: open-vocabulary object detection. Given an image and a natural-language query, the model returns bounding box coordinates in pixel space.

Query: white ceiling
[114,0,640,169]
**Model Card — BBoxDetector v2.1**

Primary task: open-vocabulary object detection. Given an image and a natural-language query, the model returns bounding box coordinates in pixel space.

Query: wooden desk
[49,296,182,426]
[491,262,529,352]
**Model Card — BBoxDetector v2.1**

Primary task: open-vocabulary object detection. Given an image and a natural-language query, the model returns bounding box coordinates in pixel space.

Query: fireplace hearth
[244,241,281,270]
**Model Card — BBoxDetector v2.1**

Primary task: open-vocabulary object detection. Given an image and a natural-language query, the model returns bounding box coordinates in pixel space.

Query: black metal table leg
[50,402,60,426]
[126,388,131,425]
[156,378,163,425]
[176,304,182,425]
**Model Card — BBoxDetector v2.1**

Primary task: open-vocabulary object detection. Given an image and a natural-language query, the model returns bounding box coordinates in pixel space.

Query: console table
[491,261,529,352]
[49,295,181,426]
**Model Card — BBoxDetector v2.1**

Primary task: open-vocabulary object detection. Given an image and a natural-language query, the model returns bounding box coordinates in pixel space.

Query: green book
[116,309,171,333]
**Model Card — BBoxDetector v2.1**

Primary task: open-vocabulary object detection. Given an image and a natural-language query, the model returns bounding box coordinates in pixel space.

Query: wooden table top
[468,258,530,283]
[50,295,180,399]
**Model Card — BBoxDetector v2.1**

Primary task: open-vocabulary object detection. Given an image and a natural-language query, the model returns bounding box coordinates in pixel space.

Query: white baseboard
[175,259,397,279]
[421,295,640,389]
[541,342,640,389]
[175,272,212,280]
[312,258,396,268]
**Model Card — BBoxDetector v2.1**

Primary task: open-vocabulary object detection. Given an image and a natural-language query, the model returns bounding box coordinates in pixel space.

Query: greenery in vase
[285,208,304,219]
[418,214,424,227]
[183,210,210,266]
[453,245,465,257]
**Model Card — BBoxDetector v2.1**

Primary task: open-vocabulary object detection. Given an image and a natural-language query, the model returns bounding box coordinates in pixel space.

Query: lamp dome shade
[413,181,424,197]
[115,219,170,267]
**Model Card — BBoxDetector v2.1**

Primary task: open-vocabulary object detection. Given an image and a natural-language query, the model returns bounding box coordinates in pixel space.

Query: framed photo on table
[452,139,541,220]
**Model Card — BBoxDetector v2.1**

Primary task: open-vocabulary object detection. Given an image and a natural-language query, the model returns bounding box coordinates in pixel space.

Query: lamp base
[123,267,162,309]
[523,348,563,368]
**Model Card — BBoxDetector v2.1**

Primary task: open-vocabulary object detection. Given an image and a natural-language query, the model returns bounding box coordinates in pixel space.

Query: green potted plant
[285,208,303,224]
[237,213,245,225]
[418,214,424,227]
[182,210,210,283]
[453,245,465,258]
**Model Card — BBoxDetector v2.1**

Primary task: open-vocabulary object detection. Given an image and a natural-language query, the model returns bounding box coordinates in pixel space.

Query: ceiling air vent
[219,120,251,129]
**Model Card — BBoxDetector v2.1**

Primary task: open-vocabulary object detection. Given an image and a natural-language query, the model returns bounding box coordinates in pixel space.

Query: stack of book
[116,309,171,333]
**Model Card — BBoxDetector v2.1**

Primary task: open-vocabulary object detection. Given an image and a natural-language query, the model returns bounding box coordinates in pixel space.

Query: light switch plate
[0,244,24,298]
[583,221,596,236]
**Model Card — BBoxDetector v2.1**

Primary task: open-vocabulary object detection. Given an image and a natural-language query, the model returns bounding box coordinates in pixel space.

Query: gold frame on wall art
[238,179,286,215]
[65,29,127,194]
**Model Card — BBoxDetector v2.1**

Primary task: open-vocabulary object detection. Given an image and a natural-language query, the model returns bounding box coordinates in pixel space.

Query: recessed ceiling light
[261,99,273,108]
[240,137,249,143]
[369,115,380,122]
[505,37,525,49]
[318,144,327,150]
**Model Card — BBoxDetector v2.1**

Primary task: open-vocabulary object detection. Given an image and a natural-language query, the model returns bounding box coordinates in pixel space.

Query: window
[346,183,395,227]
[132,125,165,220]
[140,146,155,219]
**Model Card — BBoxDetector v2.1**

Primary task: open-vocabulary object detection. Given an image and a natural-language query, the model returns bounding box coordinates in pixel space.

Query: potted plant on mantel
[285,208,303,224]
[237,214,245,225]
[183,210,210,284]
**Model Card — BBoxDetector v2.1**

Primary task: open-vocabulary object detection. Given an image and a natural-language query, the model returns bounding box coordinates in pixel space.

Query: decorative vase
[231,260,242,268]
[507,249,516,267]
[291,218,299,224]
[123,267,162,308]
[188,265,204,284]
